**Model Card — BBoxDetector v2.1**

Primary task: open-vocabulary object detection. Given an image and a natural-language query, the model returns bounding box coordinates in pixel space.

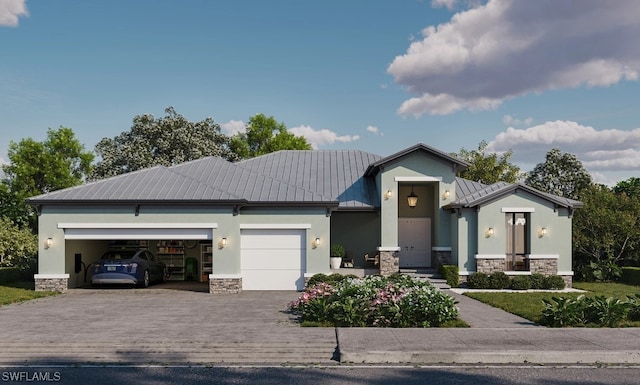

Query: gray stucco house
[28,143,582,292]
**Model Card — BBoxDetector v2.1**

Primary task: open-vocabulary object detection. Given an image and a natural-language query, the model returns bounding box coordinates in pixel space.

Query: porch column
[378,247,400,276]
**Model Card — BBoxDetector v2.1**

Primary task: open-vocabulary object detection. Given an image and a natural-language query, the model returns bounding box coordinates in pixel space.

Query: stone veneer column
[34,275,69,292]
[378,249,399,277]
[209,276,242,294]
[529,258,558,275]
[432,247,452,267]
[475,256,506,274]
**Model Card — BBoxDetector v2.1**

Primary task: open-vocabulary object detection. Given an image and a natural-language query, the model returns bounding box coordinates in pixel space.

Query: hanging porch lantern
[407,185,418,208]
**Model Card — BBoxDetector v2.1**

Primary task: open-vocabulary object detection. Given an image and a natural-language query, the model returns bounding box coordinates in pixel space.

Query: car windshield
[100,250,137,260]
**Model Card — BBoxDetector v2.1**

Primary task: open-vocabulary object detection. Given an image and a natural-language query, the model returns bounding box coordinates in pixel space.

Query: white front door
[398,218,431,268]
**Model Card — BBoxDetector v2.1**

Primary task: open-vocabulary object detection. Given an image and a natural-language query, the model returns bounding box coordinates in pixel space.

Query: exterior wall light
[539,227,547,238]
[312,237,320,249]
[486,228,495,238]
[442,190,451,199]
[218,237,228,249]
[407,186,418,208]
[44,238,53,249]
[384,189,393,200]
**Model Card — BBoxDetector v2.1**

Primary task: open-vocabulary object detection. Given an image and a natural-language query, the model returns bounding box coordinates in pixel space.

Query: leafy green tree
[453,140,521,184]
[0,217,38,274]
[1,127,93,229]
[91,107,238,180]
[613,177,640,199]
[230,114,311,159]
[525,148,592,199]
[572,184,640,281]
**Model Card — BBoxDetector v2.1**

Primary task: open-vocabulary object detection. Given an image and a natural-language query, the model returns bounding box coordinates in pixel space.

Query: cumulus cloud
[366,125,383,136]
[486,121,640,173]
[388,0,640,117]
[221,120,245,136]
[502,115,533,127]
[0,0,28,27]
[289,125,360,149]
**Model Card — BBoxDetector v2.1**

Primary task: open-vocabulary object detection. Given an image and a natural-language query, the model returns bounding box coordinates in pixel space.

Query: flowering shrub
[288,275,458,327]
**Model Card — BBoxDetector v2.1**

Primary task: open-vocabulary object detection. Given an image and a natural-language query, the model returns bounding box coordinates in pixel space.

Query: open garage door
[59,223,216,240]
[240,229,306,290]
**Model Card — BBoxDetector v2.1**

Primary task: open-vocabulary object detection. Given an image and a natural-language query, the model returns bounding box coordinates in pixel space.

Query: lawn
[465,281,640,326]
[0,282,59,307]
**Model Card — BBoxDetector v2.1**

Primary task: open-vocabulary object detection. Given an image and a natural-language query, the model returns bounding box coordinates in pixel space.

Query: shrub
[542,294,635,327]
[530,273,546,289]
[621,267,640,286]
[510,275,532,290]
[583,295,629,327]
[627,294,640,321]
[467,272,490,289]
[544,275,566,290]
[306,273,329,287]
[438,264,459,288]
[489,272,511,289]
[306,272,356,287]
[542,295,588,327]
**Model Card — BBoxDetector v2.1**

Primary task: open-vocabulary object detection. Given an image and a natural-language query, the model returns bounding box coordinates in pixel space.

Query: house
[28,143,582,293]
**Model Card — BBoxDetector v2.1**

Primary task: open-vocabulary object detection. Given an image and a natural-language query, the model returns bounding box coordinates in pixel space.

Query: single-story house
[28,143,582,292]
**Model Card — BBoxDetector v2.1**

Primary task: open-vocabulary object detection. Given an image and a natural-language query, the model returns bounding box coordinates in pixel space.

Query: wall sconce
[312,237,320,249]
[218,237,228,249]
[407,186,418,208]
[44,238,53,249]
[485,228,494,238]
[384,189,393,200]
[539,227,547,238]
[442,190,451,200]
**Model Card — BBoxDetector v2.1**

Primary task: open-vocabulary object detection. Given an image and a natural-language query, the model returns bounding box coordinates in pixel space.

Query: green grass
[0,282,59,306]
[465,282,640,326]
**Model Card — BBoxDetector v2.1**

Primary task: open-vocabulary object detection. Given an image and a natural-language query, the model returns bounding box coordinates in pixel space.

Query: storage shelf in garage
[201,243,213,282]
[157,241,185,281]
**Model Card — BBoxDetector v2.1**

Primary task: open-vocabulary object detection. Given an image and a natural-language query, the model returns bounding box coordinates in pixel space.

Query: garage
[240,229,306,291]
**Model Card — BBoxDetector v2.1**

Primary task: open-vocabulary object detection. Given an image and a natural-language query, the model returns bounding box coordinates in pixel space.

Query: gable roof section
[237,150,382,208]
[447,178,583,209]
[364,143,469,177]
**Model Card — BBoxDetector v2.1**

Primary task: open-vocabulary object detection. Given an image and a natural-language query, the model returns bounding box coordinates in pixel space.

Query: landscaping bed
[465,282,640,327]
[288,274,466,327]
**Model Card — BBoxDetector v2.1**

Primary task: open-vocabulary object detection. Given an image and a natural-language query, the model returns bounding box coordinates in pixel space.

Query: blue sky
[1,0,639,185]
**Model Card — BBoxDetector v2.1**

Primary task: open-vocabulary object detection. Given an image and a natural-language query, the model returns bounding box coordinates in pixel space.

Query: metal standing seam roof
[364,143,470,176]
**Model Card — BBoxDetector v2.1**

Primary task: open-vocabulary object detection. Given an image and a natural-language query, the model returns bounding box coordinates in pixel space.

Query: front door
[398,218,431,268]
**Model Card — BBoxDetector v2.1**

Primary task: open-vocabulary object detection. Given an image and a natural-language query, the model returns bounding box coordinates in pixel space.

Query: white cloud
[388,0,640,117]
[0,0,28,27]
[502,115,533,127]
[431,0,458,11]
[289,125,360,149]
[486,121,640,180]
[221,120,245,136]
[366,125,380,135]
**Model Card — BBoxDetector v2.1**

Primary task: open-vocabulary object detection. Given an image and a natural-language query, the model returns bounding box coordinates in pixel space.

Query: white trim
[557,271,574,276]
[459,271,473,276]
[304,273,318,278]
[58,223,217,229]
[475,254,506,259]
[378,246,401,252]
[394,176,442,182]
[34,274,70,279]
[526,254,559,259]
[432,247,451,251]
[504,271,532,276]
[209,274,242,279]
[239,224,312,229]
[501,207,535,213]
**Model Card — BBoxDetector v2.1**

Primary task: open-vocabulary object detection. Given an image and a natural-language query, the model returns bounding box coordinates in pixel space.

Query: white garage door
[240,229,306,290]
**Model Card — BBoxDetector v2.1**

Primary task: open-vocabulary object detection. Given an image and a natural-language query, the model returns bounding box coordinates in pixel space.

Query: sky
[1,0,639,185]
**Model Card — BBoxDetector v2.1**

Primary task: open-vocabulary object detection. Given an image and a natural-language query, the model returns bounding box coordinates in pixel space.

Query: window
[505,212,529,271]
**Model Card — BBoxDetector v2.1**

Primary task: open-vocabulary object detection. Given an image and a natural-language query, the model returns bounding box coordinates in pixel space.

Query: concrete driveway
[0,287,338,365]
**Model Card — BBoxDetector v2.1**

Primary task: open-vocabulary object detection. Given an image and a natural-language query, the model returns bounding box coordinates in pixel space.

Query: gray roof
[365,143,469,177]
[448,178,582,209]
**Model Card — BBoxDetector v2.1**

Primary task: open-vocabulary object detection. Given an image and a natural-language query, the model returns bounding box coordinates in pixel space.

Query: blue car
[91,249,166,288]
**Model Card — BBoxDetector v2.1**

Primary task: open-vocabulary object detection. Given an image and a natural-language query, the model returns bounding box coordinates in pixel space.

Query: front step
[400,269,450,289]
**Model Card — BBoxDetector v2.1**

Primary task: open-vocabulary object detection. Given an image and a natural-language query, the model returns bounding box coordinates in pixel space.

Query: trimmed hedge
[467,272,566,290]
[510,275,532,290]
[0,267,21,284]
[438,264,459,288]
[621,267,640,286]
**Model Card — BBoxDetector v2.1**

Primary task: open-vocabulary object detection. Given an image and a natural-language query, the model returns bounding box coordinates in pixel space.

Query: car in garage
[91,249,166,288]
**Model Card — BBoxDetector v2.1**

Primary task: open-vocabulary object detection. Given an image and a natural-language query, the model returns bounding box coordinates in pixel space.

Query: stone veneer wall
[475,258,506,274]
[432,249,452,267]
[209,278,242,294]
[529,259,558,275]
[35,278,68,292]
[379,250,399,277]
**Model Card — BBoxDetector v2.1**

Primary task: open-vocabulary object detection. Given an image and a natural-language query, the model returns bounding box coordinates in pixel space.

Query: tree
[525,148,592,199]
[572,184,640,281]
[453,141,521,184]
[613,177,640,199]
[1,127,93,229]
[230,114,311,159]
[91,107,238,180]
[0,217,38,275]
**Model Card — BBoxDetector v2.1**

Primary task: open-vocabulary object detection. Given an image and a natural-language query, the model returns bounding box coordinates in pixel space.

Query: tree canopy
[453,140,521,184]
[91,107,238,180]
[613,176,640,199]
[525,148,592,199]
[229,114,311,159]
